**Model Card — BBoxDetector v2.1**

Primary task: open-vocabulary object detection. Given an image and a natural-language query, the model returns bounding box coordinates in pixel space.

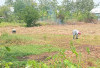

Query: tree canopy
[0,0,97,25]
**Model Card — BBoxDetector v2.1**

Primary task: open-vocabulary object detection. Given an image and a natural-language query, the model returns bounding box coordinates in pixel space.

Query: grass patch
[0,22,26,27]
[0,33,33,41]
[0,30,100,67]
[75,35,100,46]
[0,33,37,45]
[0,44,60,67]
[0,33,51,45]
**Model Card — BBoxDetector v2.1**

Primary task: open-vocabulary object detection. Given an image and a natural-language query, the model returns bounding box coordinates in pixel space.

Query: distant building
[90,7,100,20]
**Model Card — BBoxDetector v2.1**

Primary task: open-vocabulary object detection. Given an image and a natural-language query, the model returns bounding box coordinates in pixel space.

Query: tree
[5,0,14,6]
[5,0,36,23]
[21,6,39,27]
[0,6,10,22]
[0,6,10,17]
[38,0,51,20]
[57,0,74,23]
[76,0,94,12]
[38,0,58,21]
[75,0,94,22]
[13,0,26,20]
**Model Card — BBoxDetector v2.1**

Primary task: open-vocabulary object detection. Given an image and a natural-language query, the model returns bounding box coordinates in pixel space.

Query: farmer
[73,29,81,39]
[12,28,16,33]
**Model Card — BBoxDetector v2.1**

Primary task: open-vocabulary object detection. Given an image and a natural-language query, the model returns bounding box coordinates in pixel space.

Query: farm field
[0,23,100,68]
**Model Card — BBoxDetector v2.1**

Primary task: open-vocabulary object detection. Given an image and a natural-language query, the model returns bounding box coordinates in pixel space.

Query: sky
[0,0,100,6]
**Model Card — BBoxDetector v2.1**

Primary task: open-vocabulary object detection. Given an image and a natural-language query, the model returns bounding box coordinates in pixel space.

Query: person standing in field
[73,29,81,39]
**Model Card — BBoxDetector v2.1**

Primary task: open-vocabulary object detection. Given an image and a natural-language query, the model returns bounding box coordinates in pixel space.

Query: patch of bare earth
[17,51,58,61]
[77,45,100,59]
[0,23,100,35]
[65,45,100,67]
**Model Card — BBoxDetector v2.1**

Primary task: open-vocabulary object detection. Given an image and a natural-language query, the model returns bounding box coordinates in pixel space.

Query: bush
[21,6,39,27]
[0,18,4,23]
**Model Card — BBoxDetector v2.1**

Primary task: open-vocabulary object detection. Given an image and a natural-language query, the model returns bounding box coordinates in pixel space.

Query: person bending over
[73,29,81,39]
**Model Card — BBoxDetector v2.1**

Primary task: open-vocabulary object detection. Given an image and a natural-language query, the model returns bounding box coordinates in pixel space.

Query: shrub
[21,6,39,27]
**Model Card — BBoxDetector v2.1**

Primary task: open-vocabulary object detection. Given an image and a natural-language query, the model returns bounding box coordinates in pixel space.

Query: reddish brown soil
[65,45,100,67]
[76,45,100,59]
[0,23,100,67]
[17,51,58,61]
[1,23,100,35]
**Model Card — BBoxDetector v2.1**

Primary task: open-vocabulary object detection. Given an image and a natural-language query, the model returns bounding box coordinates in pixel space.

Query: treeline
[0,0,98,26]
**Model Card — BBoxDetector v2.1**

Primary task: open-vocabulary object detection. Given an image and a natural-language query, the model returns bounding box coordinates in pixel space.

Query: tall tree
[21,6,39,27]
[0,6,10,22]
[75,0,94,22]
[5,0,14,6]
[38,0,58,20]
[76,0,94,12]
[38,0,51,19]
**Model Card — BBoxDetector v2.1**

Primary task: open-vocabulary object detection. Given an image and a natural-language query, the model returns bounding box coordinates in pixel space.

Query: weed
[86,47,90,54]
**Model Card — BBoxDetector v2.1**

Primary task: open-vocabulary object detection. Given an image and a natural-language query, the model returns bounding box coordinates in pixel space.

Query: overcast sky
[0,0,100,6]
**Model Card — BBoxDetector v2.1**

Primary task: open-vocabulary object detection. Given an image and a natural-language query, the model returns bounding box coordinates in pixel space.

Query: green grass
[0,33,62,67]
[0,44,60,67]
[0,33,33,41]
[0,22,26,27]
[0,32,100,67]
[0,33,34,46]
[74,35,100,46]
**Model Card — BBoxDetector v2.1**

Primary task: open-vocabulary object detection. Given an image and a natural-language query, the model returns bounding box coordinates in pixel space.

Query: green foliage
[5,0,14,6]
[64,59,77,68]
[76,0,94,12]
[5,0,38,23]
[21,6,39,27]
[0,22,25,27]
[14,0,25,14]
[0,33,33,43]
[36,21,50,26]
[26,60,49,68]
[3,0,96,24]
[0,18,4,23]
[0,33,36,46]
[70,41,78,58]
[86,47,90,54]
[5,47,11,52]
[0,62,13,68]
[72,11,97,22]
[0,6,10,16]
[0,40,60,67]
[25,49,79,68]
[74,0,94,22]
[0,44,12,68]
[0,6,10,22]
[13,0,26,21]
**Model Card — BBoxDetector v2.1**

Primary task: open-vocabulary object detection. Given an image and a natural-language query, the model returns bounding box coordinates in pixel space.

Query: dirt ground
[0,23,100,35]
[65,45,100,67]
[0,23,100,67]
[16,44,100,67]
[17,51,58,61]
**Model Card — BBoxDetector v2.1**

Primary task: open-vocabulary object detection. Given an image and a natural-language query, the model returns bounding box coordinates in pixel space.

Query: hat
[78,32,81,35]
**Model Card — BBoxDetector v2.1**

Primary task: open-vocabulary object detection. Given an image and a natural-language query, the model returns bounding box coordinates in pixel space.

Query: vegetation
[0,22,25,27]
[0,0,98,25]
[21,6,39,27]
[0,25,100,67]
[0,33,61,67]
[0,0,100,68]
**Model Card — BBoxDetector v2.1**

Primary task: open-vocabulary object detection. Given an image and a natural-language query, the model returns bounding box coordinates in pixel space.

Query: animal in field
[72,29,81,39]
